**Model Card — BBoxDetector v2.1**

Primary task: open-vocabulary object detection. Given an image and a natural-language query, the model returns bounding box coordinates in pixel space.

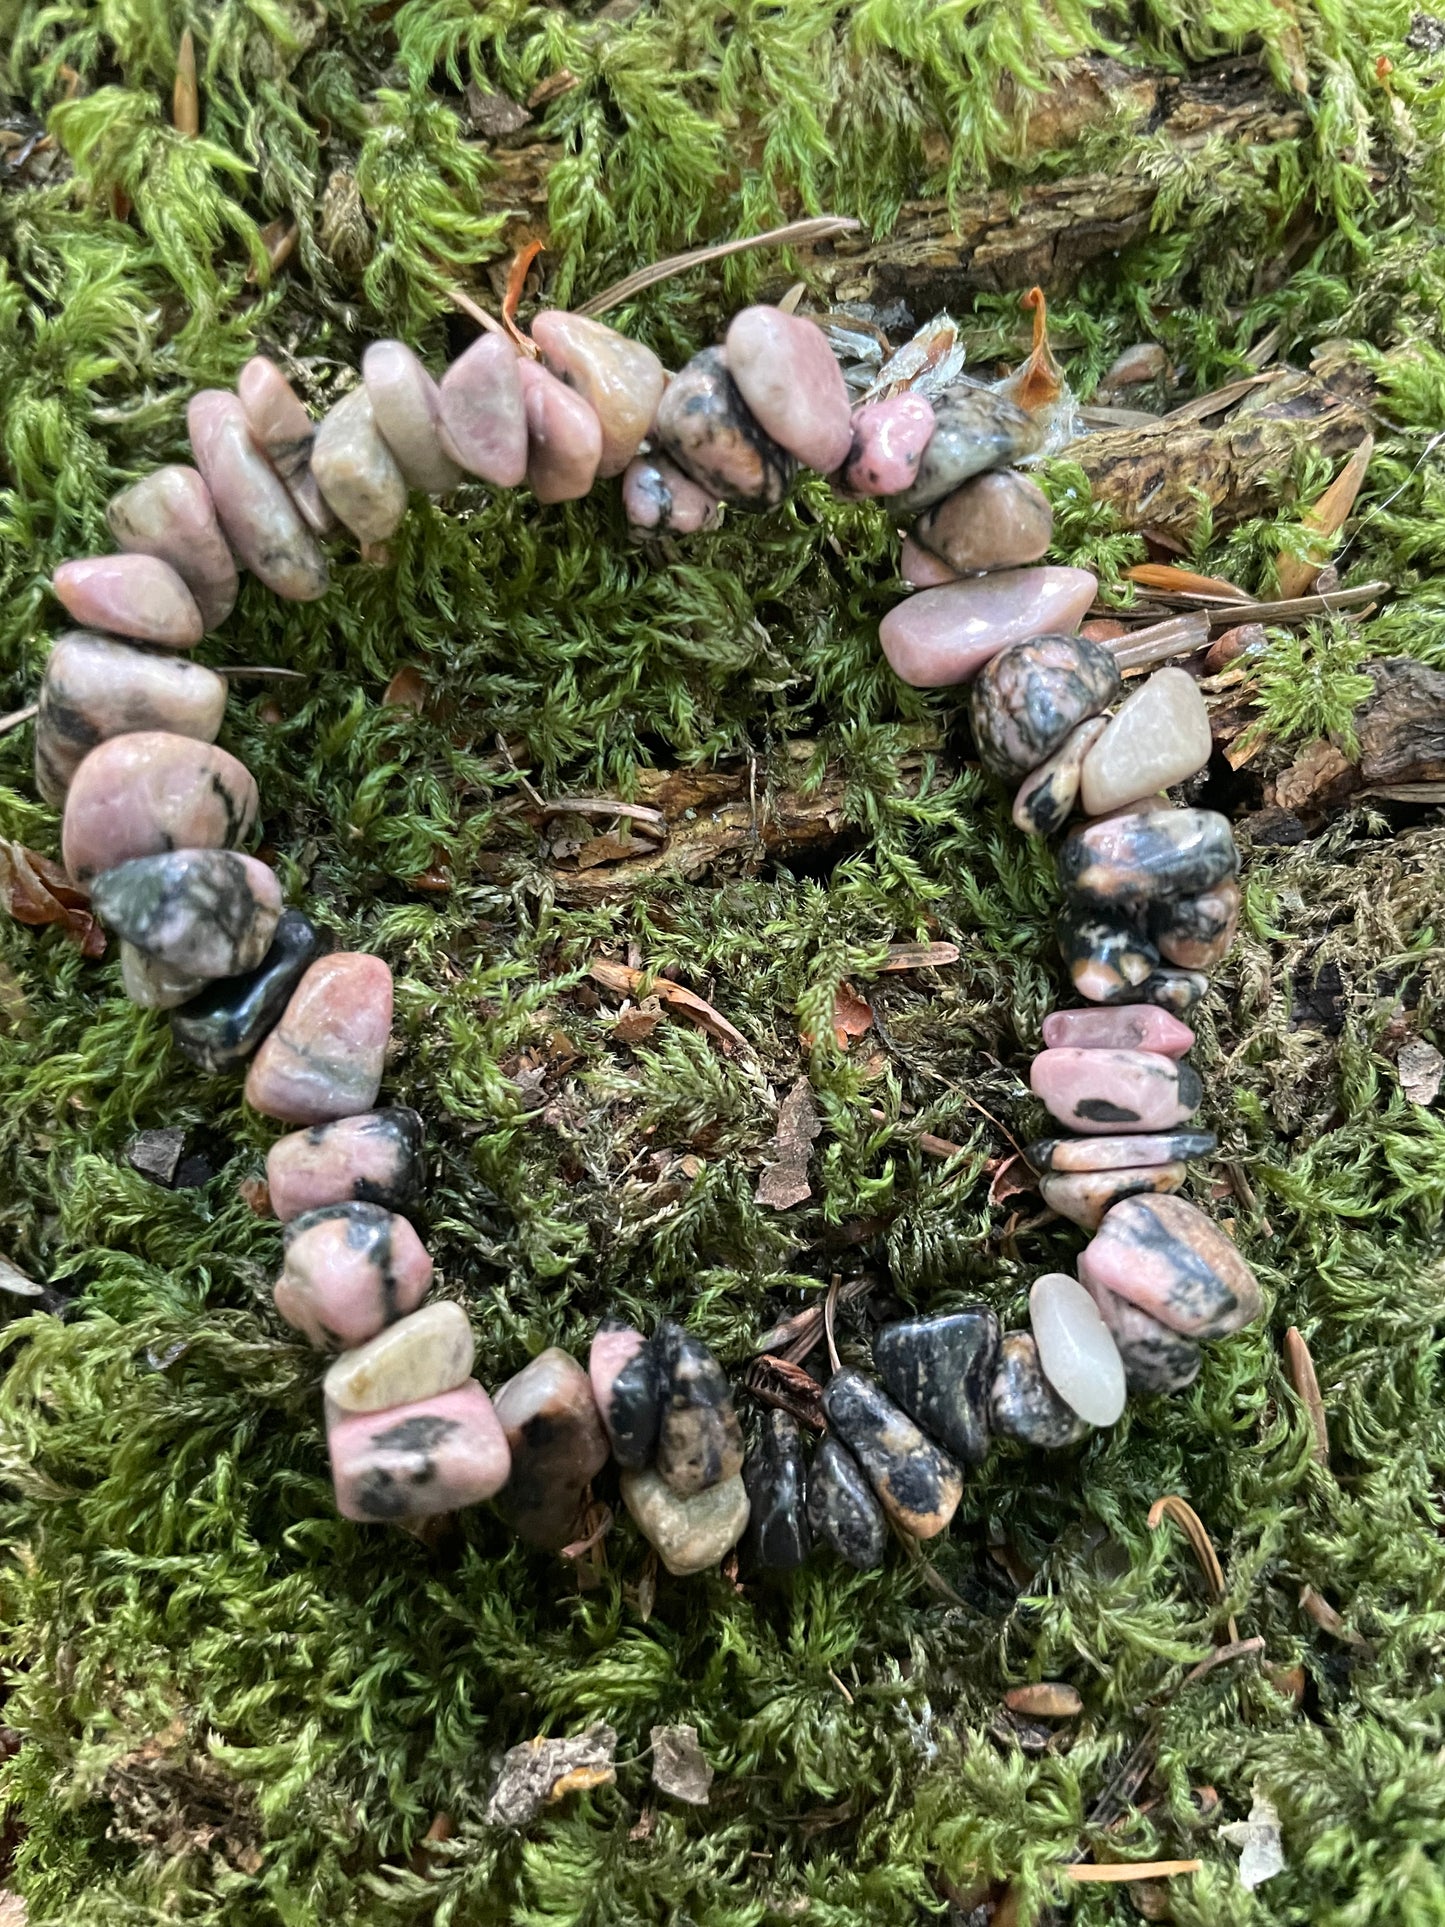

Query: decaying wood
[1356,658,1445,786]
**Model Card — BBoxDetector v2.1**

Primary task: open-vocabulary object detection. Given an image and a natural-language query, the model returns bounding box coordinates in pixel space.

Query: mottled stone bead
[52,556,203,649]
[1043,1162,1186,1229]
[588,1319,662,1469]
[106,465,239,631]
[324,1300,475,1413]
[805,1437,886,1570]
[989,1331,1091,1448]
[1079,667,1212,816]
[621,454,722,535]
[899,536,959,588]
[266,1107,424,1222]
[518,359,603,504]
[61,730,257,883]
[724,306,853,472]
[1027,1128,1216,1173]
[1124,968,1210,1015]
[1060,906,1159,1004]
[1079,1193,1263,1338]
[653,347,796,510]
[91,849,281,980]
[168,909,325,1072]
[1150,879,1242,970]
[236,355,336,536]
[188,390,329,601]
[329,1379,511,1522]
[1012,716,1107,837]
[274,1201,432,1349]
[621,1466,750,1576]
[1041,1006,1195,1057]
[970,633,1121,782]
[493,1347,611,1549]
[884,386,1043,516]
[244,952,393,1124]
[741,1409,811,1572]
[310,386,408,544]
[437,334,528,486]
[840,393,935,496]
[1031,1046,1202,1134]
[1059,807,1238,909]
[34,633,228,807]
[654,1320,744,1496]
[1083,1277,1202,1395]
[874,1306,999,1467]
[820,1368,962,1540]
[878,567,1097,688]
[531,310,668,478]
[361,340,462,494]
[120,941,208,1010]
[1029,1273,1126,1425]
[915,468,1054,574]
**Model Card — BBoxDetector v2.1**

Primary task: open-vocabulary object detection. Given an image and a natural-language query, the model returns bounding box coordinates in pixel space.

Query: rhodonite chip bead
[1083,1277,1202,1395]
[883,385,1042,516]
[654,1320,744,1496]
[244,952,393,1124]
[329,1380,511,1523]
[62,731,258,883]
[1028,1273,1126,1425]
[820,1368,962,1539]
[1041,1160,1187,1229]
[105,466,239,631]
[91,849,281,980]
[1027,1128,1216,1173]
[266,1107,425,1221]
[310,386,408,544]
[1078,1193,1263,1338]
[653,347,796,509]
[1012,716,1107,837]
[914,468,1054,575]
[237,355,336,537]
[530,309,667,478]
[1030,1047,1203,1133]
[35,633,228,807]
[52,555,204,649]
[990,1331,1091,1449]
[188,389,330,600]
[970,633,1122,781]
[361,340,462,495]
[741,1409,811,1572]
[588,1319,663,1469]
[621,454,721,535]
[274,1200,432,1349]
[839,393,935,497]
[1150,879,1242,970]
[1060,906,1159,1003]
[169,908,325,1070]
[492,1348,610,1549]
[878,567,1098,688]
[1041,1007,1195,1057]
[724,305,854,473]
[1059,808,1238,910]
[324,1300,475,1414]
[437,334,528,486]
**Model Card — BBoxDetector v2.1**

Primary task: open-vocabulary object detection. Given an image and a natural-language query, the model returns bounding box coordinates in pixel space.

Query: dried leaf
[650,1724,713,1806]
[382,664,427,709]
[1125,563,1249,602]
[988,1154,1036,1208]
[613,996,663,1045]
[831,982,873,1047]
[465,82,532,139]
[1008,286,1066,414]
[756,1076,821,1210]
[879,941,960,972]
[0,839,104,956]
[1282,1327,1330,1464]
[483,1726,617,1829]
[1398,1037,1444,1106]
[1276,435,1374,599]
[526,68,578,108]
[743,1354,826,1430]
[588,959,749,1054]
[1219,1786,1285,1891]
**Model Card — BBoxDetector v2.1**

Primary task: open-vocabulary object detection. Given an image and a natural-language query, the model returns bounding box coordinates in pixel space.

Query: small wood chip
[1004,1682,1082,1719]
[588,959,749,1055]
[756,1076,822,1210]
[1066,1861,1202,1883]
[1283,1327,1330,1465]
[1276,435,1375,598]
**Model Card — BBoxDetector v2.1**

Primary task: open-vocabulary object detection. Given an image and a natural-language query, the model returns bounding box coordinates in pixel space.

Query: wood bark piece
[1356,658,1445,786]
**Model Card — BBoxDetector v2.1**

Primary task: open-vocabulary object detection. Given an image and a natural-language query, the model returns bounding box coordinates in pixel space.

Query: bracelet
[27,287,1263,1579]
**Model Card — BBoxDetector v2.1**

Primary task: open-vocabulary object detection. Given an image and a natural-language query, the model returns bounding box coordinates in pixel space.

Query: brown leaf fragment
[588,959,749,1054]
[382,664,427,709]
[483,1725,617,1829]
[1398,1037,1444,1106]
[831,982,873,1047]
[574,830,655,870]
[1004,1682,1083,1719]
[756,1076,821,1210]
[613,996,663,1046]
[526,68,578,108]
[1283,1327,1330,1464]
[650,1724,713,1806]
[1276,435,1374,598]
[0,839,104,956]
[1126,563,1249,602]
[879,941,961,972]
[988,1154,1036,1208]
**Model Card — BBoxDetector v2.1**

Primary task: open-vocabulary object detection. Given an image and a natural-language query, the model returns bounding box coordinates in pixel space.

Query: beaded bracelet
[24,285,1264,1578]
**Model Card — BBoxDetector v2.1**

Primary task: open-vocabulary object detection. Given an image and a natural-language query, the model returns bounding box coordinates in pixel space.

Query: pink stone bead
[188,390,330,601]
[1041,1007,1196,1057]
[361,340,462,495]
[839,394,935,496]
[310,387,407,544]
[518,359,603,504]
[51,556,203,649]
[530,310,668,478]
[1079,1193,1263,1338]
[878,566,1098,687]
[266,1108,423,1222]
[274,1200,432,1349]
[899,535,958,588]
[1030,1046,1203,1134]
[437,335,527,486]
[724,306,853,472]
[106,465,239,631]
[245,953,393,1124]
[237,355,336,536]
[328,1379,512,1522]
[61,730,258,882]
[492,1347,610,1547]
[34,633,228,807]
[621,454,721,534]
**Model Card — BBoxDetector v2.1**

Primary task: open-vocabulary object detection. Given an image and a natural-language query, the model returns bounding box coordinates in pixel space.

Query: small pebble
[820,1367,962,1539]
[1041,1006,1195,1056]
[125,1125,187,1187]
[169,908,325,1071]
[1150,878,1242,970]
[914,468,1054,574]
[1079,667,1213,815]
[1026,1128,1216,1173]
[106,465,239,630]
[1082,1276,1202,1394]
[1012,716,1107,837]
[1079,1193,1263,1337]
[653,347,796,509]
[518,359,603,504]
[91,849,281,979]
[274,1200,433,1349]
[236,355,336,536]
[588,1319,663,1469]
[741,1409,811,1572]
[1060,905,1159,1003]
[1005,1682,1084,1719]
[52,556,203,649]
[839,393,935,496]
[324,1300,475,1413]
[310,386,408,544]
[884,386,1043,516]
[970,632,1121,781]
[492,1347,611,1549]
[188,390,329,600]
[1059,807,1238,909]
[621,454,722,534]
[329,1379,511,1522]
[1031,1046,1203,1134]
[61,730,257,883]
[362,340,462,494]
[878,567,1098,688]
[34,632,228,807]
[1029,1272,1127,1425]
[266,1107,425,1222]
[437,334,528,486]
[805,1437,887,1570]
[621,1466,750,1576]
[1203,622,1267,675]
[899,535,958,587]
[120,941,208,1010]
[724,306,853,472]
[530,310,668,478]
[1041,1161,1187,1229]
[989,1331,1091,1448]
[873,1306,1000,1467]
[244,952,393,1124]
[654,1319,744,1496]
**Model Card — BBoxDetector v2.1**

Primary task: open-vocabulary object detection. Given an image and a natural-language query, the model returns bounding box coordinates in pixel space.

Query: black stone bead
[170,908,326,1070]
[742,1410,811,1573]
[874,1306,1000,1467]
[596,1314,663,1470]
[806,1437,886,1570]
[653,1319,744,1496]
[820,1368,963,1539]
[1059,905,1159,1004]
